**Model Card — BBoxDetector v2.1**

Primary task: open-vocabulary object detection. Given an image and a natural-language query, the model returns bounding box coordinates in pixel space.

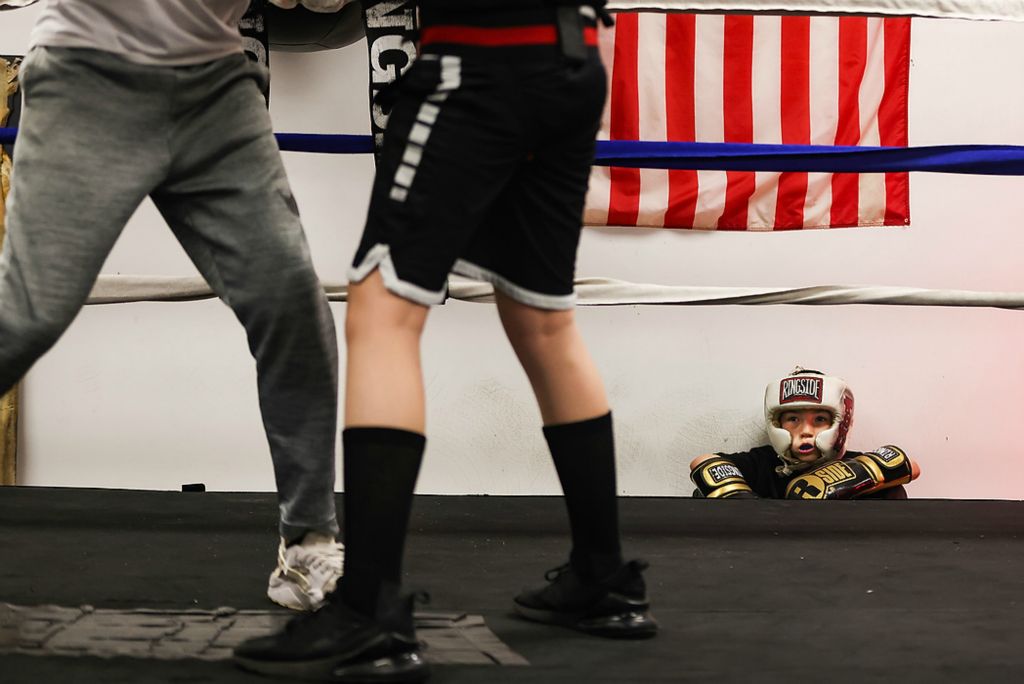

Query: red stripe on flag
[879,18,910,226]
[664,14,697,228]
[831,17,867,228]
[775,16,811,231]
[607,14,641,227]
[719,16,755,230]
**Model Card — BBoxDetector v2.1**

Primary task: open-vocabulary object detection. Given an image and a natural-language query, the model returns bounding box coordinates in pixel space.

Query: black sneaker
[513,559,658,638]
[233,588,430,682]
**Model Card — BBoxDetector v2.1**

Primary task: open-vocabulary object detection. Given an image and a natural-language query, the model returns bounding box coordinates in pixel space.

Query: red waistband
[420,25,598,48]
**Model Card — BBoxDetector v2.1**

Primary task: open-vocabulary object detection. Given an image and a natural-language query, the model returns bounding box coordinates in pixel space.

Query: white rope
[86,274,1024,310]
[605,0,1024,21]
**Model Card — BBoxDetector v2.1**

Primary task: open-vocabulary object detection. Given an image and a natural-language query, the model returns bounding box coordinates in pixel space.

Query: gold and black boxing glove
[785,445,915,500]
[690,457,756,499]
[853,444,916,496]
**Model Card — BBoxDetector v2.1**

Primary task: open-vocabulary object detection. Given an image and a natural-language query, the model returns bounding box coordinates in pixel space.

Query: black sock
[339,427,425,616]
[543,412,623,579]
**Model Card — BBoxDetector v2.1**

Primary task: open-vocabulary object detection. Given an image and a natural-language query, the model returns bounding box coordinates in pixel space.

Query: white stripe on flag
[804,16,839,228]
[637,13,670,227]
[748,15,782,230]
[692,14,726,229]
[858,17,887,225]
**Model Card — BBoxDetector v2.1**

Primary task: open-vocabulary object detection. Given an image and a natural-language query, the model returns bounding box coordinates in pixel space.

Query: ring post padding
[0,383,14,486]
[0,56,18,485]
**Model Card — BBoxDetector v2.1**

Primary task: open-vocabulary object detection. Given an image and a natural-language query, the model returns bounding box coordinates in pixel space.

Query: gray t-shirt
[29,0,249,65]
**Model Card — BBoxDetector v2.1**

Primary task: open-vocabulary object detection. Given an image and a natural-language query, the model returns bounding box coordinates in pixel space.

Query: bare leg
[344,269,429,431]
[495,291,608,425]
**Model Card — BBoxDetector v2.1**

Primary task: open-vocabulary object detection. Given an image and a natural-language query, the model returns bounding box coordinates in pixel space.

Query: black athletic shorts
[349,7,606,309]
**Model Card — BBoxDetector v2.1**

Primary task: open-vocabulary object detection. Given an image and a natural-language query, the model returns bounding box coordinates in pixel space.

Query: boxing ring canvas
[3,488,1024,682]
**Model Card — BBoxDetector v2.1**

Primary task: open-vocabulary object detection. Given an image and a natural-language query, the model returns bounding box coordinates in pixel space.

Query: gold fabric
[1,56,18,485]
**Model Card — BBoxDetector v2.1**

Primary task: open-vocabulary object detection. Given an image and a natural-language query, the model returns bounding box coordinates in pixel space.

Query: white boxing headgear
[764,367,854,473]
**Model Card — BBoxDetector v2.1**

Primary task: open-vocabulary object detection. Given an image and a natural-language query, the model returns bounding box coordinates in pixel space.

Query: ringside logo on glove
[870,445,907,467]
[691,457,756,498]
[786,475,827,499]
[785,461,858,499]
[704,462,744,485]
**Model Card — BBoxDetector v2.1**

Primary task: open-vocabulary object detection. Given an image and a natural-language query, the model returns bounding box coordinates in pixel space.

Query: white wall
[3,9,1024,498]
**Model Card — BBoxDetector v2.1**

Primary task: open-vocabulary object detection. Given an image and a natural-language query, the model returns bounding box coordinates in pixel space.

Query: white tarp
[606,1,1024,21]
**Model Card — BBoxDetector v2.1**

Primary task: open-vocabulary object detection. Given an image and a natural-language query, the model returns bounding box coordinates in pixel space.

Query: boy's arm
[785,445,920,500]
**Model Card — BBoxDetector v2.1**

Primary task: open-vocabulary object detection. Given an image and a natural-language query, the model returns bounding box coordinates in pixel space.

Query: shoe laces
[543,559,650,585]
[294,541,344,575]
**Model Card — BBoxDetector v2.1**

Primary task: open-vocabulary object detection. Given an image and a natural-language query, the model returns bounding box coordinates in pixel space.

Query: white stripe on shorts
[389,55,462,203]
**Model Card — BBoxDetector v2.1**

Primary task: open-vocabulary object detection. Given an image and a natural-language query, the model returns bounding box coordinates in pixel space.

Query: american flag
[584,13,911,230]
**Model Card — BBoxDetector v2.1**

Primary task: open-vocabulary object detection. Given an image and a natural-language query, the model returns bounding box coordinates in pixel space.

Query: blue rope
[274,133,376,154]
[4,126,1024,175]
[595,140,1024,175]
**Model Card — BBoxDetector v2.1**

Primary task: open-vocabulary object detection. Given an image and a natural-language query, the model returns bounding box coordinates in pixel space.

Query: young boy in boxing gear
[690,367,921,500]
[234,1,656,681]
[0,0,342,610]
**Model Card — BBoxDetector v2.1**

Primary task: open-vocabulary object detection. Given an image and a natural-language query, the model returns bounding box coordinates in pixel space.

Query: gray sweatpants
[0,47,339,541]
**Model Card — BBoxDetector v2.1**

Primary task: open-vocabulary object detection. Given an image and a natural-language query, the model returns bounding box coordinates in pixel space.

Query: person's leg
[338,50,523,618]
[495,299,656,639]
[339,269,428,616]
[233,256,431,682]
[0,47,169,395]
[456,32,656,636]
[150,55,340,606]
[495,294,607,425]
[495,292,622,569]
[344,270,429,432]
[235,49,520,681]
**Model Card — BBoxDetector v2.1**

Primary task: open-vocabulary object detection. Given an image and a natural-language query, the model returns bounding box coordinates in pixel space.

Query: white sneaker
[266,532,345,611]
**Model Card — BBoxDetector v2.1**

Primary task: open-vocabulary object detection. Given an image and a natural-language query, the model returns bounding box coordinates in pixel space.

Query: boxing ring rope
[6,126,1024,309]
[9,129,1024,176]
[86,274,1024,310]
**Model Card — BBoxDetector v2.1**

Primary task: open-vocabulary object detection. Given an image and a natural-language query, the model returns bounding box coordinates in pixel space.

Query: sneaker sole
[334,651,431,683]
[267,582,317,612]
[234,650,430,683]
[513,602,659,639]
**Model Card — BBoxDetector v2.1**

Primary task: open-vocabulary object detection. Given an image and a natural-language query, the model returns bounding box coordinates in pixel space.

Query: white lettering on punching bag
[365,1,417,143]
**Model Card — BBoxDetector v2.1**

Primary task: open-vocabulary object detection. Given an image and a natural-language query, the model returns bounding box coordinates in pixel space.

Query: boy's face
[777,409,834,462]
